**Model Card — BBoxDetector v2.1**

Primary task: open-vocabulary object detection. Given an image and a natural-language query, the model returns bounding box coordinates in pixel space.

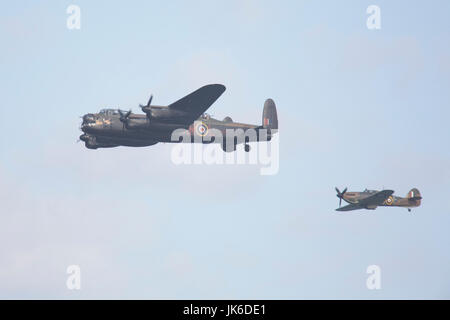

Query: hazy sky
[1,0,449,299]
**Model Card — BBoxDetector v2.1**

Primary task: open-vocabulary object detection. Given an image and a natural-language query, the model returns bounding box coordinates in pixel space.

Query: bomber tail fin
[262,99,278,130]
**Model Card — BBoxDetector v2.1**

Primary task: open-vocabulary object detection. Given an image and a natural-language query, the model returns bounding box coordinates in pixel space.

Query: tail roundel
[262,99,278,130]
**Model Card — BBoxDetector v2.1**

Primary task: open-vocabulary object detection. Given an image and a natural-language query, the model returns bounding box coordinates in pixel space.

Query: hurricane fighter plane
[80,84,278,152]
[335,187,422,212]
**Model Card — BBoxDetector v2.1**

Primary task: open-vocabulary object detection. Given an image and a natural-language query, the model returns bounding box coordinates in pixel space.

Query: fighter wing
[169,84,226,124]
[359,190,394,206]
[336,203,364,212]
[336,190,394,212]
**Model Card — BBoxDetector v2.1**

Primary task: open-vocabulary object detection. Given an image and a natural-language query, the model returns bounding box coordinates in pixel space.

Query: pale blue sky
[0,0,449,299]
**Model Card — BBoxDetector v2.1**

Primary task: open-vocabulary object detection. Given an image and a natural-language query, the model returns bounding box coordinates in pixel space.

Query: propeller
[140,95,153,117]
[118,109,132,129]
[335,187,348,207]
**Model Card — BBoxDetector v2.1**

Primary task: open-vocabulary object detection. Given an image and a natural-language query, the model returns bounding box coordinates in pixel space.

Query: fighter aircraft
[335,187,422,212]
[79,84,278,152]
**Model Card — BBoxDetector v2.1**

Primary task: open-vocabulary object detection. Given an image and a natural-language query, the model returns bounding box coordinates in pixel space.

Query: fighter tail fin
[407,188,422,204]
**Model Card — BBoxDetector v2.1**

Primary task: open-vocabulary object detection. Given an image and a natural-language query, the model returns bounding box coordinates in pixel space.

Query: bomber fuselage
[79,85,278,150]
[80,109,268,150]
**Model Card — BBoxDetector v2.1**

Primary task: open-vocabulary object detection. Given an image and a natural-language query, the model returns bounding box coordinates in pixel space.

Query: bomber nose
[82,114,95,124]
[80,114,95,133]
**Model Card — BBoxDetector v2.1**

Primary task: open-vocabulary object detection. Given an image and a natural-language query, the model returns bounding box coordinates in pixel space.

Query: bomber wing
[169,84,226,124]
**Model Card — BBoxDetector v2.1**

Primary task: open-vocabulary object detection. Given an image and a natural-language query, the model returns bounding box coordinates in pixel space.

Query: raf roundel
[195,122,209,137]
[385,196,394,205]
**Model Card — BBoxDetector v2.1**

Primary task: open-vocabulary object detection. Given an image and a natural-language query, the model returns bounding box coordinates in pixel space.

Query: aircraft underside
[80,131,269,151]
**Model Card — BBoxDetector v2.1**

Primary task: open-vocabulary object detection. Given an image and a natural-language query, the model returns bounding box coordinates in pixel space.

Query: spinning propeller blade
[335,187,348,207]
[146,95,153,107]
[140,94,153,108]
[118,109,132,130]
[140,94,154,117]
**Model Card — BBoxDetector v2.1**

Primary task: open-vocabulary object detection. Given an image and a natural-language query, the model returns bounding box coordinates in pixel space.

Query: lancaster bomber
[335,187,422,212]
[80,84,278,152]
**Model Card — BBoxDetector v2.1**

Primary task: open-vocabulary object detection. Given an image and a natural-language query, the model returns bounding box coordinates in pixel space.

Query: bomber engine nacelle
[141,106,189,122]
[139,94,154,118]
[140,94,186,121]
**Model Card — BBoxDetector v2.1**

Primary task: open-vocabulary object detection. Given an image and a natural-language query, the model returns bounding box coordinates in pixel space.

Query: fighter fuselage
[342,189,421,208]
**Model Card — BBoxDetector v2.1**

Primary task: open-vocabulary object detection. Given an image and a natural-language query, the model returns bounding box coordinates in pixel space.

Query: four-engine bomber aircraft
[335,187,422,212]
[80,84,278,152]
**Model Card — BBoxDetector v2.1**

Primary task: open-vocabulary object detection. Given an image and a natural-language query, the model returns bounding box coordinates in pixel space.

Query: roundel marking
[195,122,208,136]
[385,196,394,205]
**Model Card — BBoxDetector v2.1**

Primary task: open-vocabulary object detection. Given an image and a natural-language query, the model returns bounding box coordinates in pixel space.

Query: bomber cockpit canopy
[99,108,127,115]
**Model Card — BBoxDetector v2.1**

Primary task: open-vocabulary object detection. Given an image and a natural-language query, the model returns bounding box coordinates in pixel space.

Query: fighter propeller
[335,187,348,207]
